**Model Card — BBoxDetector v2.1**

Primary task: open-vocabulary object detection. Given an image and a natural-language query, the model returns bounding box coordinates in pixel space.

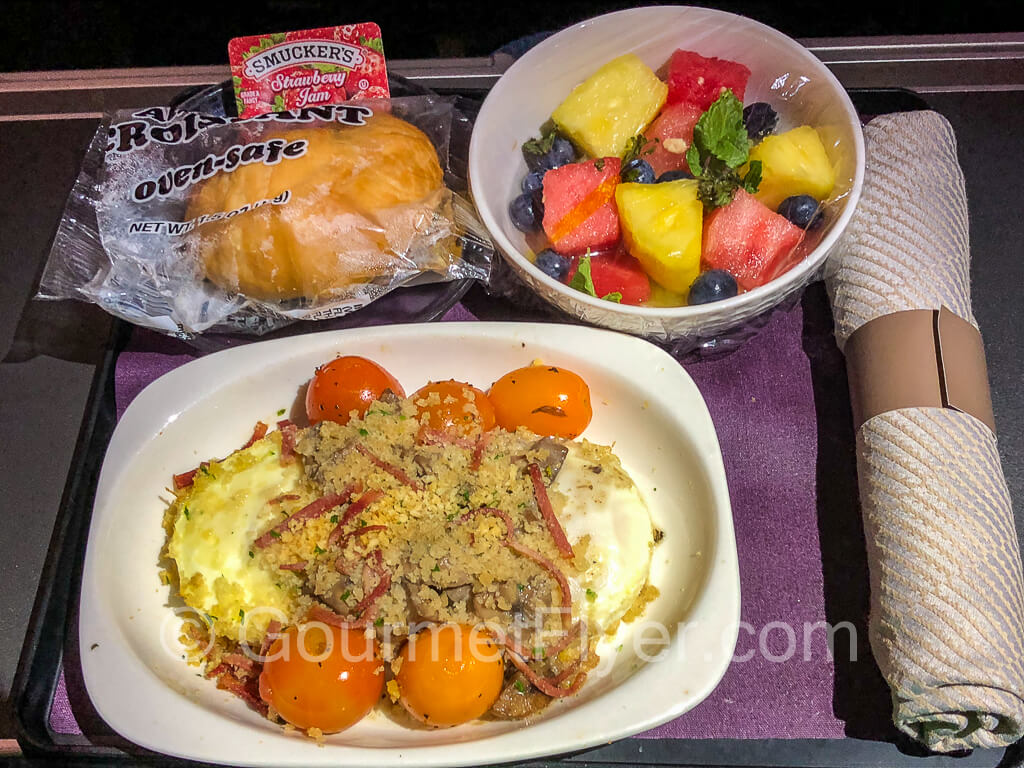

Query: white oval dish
[469,6,864,343]
[79,322,739,767]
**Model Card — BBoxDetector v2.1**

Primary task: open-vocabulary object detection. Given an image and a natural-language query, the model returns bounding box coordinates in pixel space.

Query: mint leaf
[602,291,623,303]
[621,134,654,166]
[569,255,597,297]
[523,127,557,157]
[742,160,763,193]
[692,90,749,169]
[686,89,759,209]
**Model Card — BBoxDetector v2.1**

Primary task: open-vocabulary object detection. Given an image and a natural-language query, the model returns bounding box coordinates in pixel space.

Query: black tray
[16,87,1023,768]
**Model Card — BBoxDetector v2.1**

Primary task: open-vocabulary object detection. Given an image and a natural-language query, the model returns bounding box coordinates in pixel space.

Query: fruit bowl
[468,6,864,349]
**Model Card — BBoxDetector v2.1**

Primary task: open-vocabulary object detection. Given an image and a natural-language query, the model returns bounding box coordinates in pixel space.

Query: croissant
[187,111,450,301]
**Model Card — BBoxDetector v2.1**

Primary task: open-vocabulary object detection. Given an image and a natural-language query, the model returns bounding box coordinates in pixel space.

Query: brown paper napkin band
[845,307,996,433]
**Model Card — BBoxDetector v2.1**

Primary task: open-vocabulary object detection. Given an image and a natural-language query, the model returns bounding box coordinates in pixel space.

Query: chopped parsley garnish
[330,514,339,524]
[238,609,245,621]
[340,589,351,602]
[431,564,440,572]
[685,90,761,209]
[359,428,369,437]
[534,647,546,659]
[182,505,190,520]
[514,679,527,693]
[585,588,598,602]
[248,550,254,559]
[374,617,385,627]
[313,545,326,555]
[277,408,286,416]
[269,530,281,539]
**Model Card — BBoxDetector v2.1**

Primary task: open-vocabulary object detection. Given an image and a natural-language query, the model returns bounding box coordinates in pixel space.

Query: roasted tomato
[259,623,384,733]
[396,623,504,727]
[488,365,592,439]
[305,356,405,426]
[411,380,496,438]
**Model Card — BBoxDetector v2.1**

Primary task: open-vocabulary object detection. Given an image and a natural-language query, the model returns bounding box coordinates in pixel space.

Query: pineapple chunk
[616,179,703,294]
[552,54,668,159]
[747,126,836,210]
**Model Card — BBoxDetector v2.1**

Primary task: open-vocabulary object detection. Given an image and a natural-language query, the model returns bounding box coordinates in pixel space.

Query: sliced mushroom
[322,576,356,614]
[442,584,472,611]
[513,574,553,624]
[530,436,569,483]
[472,591,512,622]
[489,673,551,719]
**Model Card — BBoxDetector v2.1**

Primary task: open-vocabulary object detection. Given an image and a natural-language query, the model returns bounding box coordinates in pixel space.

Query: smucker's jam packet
[229,24,389,118]
[37,96,492,338]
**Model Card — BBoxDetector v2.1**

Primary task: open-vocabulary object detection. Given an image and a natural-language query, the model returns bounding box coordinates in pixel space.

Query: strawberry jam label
[228,23,389,118]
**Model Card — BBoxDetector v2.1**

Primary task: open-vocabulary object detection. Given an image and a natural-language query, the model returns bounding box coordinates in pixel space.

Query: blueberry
[535,249,570,281]
[523,133,577,173]
[688,270,738,305]
[621,158,655,184]
[743,102,778,142]
[509,193,541,232]
[656,169,694,183]
[547,136,576,169]
[777,195,824,229]
[521,171,545,195]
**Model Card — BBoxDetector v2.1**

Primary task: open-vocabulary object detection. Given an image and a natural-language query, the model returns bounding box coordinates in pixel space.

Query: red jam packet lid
[228,24,389,118]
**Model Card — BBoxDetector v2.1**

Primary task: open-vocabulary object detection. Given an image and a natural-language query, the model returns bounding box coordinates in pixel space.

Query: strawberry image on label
[228,23,389,119]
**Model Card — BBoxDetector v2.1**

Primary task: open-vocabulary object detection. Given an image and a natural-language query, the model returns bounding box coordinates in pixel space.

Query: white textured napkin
[825,110,1024,752]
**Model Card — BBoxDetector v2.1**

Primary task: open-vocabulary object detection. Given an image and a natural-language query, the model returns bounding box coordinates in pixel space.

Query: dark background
[1,0,1017,71]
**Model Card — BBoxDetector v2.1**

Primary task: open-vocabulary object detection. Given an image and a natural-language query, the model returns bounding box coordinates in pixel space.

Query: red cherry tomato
[259,623,383,733]
[305,356,405,425]
[488,365,592,439]
[411,380,496,438]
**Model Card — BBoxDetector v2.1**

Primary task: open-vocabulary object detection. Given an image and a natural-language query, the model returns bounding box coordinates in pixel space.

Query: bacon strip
[328,489,384,545]
[173,468,199,490]
[259,620,282,658]
[241,421,269,450]
[306,604,368,629]
[277,419,297,465]
[528,463,575,559]
[278,561,307,571]
[215,672,269,715]
[470,431,493,471]
[461,507,572,628]
[352,550,391,619]
[354,444,423,490]
[505,649,586,698]
[222,652,255,672]
[253,490,353,548]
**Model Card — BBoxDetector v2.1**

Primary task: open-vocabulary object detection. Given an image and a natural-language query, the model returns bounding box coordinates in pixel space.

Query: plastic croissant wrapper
[824,110,1024,751]
[37,97,492,337]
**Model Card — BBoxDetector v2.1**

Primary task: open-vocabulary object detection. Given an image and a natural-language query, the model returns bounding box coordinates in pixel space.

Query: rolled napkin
[825,110,1024,752]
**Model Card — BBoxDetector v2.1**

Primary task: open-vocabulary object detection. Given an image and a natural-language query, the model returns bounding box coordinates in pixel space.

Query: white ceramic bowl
[469,6,864,346]
[79,323,739,766]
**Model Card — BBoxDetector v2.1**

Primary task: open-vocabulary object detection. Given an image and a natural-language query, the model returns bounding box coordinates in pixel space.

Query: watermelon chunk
[667,50,751,111]
[644,101,703,176]
[541,158,621,255]
[567,249,652,305]
[702,189,803,291]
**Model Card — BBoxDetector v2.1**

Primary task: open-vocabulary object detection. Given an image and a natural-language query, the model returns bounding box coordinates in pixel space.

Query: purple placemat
[50,300,860,740]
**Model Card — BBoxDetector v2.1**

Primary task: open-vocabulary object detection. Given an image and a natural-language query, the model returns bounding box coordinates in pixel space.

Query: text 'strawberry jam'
[229,24,389,119]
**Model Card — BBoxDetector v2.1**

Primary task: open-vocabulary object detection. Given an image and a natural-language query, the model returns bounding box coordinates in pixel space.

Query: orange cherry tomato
[305,356,405,426]
[259,623,384,733]
[488,365,592,439]
[411,380,496,438]
[396,623,504,727]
